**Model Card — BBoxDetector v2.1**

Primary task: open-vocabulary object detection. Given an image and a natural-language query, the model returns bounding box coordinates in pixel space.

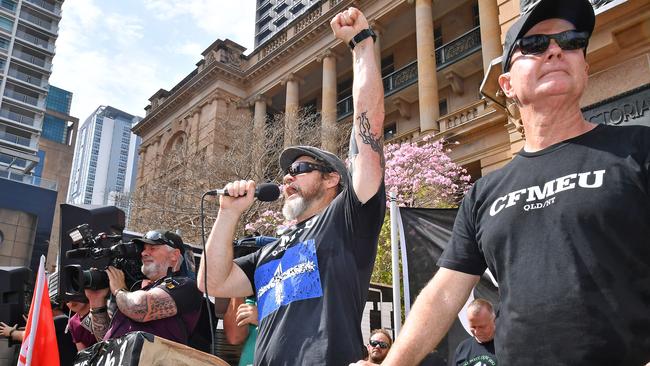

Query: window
[0,16,13,32]
[384,123,396,140]
[381,55,394,77]
[439,98,448,116]
[434,25,443,49]
[337,78,352,100]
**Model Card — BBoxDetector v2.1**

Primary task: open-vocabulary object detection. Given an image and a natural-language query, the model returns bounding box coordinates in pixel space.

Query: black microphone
[206,183,280,202]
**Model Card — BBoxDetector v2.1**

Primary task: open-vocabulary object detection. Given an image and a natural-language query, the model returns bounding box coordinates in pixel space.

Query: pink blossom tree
[384,136,472,208]
[373,136,472,284]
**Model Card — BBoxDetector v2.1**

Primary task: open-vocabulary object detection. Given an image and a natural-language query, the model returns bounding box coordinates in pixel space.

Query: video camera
[61,224,145,295]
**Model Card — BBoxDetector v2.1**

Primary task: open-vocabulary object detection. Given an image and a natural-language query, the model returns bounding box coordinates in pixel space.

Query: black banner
[74,331,148,366]
[400,207,498,366]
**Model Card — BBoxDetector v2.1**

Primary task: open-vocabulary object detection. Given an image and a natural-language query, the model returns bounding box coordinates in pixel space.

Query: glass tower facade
[68,106,141,211]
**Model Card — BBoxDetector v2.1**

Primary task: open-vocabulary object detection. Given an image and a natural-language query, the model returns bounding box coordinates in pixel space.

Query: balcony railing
[438,99,488,131]
[258,0,273,14]
[8,68,45,88]
[16,30,54,52]
[23,0,59,15]
[0,129,32,147]
[12,49,50,69]
[0,108,36,127]
[0,169,57,190]
[20,11,54,32]
[384,60,418,96]
[435,26,481,70]
[1,0,16,13]
[337,60,419,119]
[336,27,483,120]
[4,88,40,107]
[0,38,9,51]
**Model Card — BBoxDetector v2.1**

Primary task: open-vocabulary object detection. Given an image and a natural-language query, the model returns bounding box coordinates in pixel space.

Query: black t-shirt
[454,338,497,366]
[105,274,203,344]
[235,182,386,365]
[54,314,78,366]
[439,124,650,365]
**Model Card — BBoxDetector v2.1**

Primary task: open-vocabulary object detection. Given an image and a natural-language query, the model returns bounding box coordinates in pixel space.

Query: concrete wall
[0,208,36,266]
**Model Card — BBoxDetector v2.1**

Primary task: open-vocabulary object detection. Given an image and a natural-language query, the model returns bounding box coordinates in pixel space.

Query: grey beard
[141,261,165,279]
[282,196,307,221]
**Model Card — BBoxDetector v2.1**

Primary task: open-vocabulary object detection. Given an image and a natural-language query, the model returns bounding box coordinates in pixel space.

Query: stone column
[252,95,268,180]
[478,0,502,74]
[283,73,301,147]
[137,145,147,186]
[319,50,338,153]
[415,0,440,132]
[254,95,268,132]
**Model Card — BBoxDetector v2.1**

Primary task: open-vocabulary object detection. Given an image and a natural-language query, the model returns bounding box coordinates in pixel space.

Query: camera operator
[84,230,203,346]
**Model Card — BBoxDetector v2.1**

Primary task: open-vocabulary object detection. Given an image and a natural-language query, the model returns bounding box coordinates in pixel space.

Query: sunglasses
[369,340,389,349]
[143,231,174,247]
[285,161,334,176]
[515,30,589,56]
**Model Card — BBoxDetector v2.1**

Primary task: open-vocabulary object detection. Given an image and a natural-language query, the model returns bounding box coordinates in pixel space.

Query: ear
[498,73,516,99]
[323,172,341,190]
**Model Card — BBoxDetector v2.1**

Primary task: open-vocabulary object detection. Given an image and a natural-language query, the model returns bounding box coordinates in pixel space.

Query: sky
[48,0,256,121]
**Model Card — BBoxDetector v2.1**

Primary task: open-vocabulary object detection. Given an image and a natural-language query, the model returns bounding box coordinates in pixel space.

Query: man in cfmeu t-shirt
[198,7,386,365]
[361,0,650,365]
[85,230,203,345]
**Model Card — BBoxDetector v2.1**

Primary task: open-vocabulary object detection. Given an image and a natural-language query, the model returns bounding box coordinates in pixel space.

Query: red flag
[17,256,60,366]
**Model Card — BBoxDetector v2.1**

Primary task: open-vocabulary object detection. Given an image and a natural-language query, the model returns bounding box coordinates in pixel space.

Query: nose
[545,39,563,60]
[283,173,295,185]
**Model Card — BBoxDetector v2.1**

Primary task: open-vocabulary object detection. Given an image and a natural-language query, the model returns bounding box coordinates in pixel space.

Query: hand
[330,7,370,44]
[84,287,110,308]
[219,180,257,216]
[0,322,16,338]
[106,266,127,296]
[235,303,258,327]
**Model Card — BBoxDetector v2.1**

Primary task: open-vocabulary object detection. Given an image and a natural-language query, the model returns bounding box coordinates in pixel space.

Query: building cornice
[133,61,246,136]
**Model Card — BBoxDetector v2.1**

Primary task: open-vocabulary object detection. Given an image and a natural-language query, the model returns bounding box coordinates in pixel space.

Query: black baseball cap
[133,230,185,253]
[279,146,350,188]
[502,0,595,73]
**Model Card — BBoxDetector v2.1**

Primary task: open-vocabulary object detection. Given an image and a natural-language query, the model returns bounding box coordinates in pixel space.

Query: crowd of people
[2,0,649,364]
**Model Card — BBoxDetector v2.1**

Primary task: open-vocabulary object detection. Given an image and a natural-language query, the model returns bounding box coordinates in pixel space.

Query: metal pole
[389,191,402,335]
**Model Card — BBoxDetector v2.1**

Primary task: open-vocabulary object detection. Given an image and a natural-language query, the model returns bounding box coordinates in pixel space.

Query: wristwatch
[349,28,377,50]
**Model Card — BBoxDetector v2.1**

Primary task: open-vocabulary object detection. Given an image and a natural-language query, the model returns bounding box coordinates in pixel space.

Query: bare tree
[127,108,352,246]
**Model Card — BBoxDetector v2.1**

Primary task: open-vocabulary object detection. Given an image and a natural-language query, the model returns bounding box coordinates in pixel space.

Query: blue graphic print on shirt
[254,239,323,321]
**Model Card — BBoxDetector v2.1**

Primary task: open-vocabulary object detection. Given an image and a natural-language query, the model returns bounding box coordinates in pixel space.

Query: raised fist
[330,7,370,44]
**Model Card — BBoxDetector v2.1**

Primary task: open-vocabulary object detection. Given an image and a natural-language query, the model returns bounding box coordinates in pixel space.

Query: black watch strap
[349,28,377,50]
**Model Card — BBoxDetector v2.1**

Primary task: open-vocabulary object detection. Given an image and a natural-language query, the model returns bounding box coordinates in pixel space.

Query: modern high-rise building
[0,0,67,272]
[68,106,141,212]
[0,0,64,178]
[255,0,321,47]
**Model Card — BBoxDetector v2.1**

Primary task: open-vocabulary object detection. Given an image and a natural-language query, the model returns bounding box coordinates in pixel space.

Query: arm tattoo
[90,312,110,341]
[357,111,385,168]
[117,288,178,322]
[116,290,148,322]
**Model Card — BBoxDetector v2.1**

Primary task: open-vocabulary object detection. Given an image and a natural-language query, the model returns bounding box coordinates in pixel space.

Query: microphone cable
[199,191,216,355]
